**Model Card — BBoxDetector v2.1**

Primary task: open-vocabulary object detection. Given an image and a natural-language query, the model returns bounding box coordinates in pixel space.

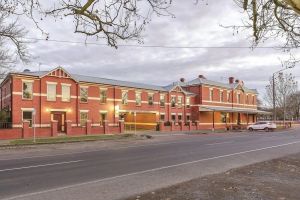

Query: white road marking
[0,134,250,161]
[3,140,300,200]
[0,160,84,172]
[206,141,233,146]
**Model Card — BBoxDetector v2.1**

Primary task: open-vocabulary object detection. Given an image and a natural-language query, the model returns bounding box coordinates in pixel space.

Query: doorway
[51,112,66,132]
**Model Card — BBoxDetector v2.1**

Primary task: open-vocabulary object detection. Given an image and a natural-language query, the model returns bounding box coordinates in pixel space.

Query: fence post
[103,120,109,134]
[86,120,91,135]
[22,121,30,138]
[159,121,165,132]
[65,120,72,135]
[51,120,58,137]
[119,120,124,133]
[179,121,183,131]
[188,121,192,131]
[195,120,200,130]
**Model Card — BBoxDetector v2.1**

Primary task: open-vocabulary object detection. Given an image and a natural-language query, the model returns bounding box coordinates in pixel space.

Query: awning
[199,106,271,115]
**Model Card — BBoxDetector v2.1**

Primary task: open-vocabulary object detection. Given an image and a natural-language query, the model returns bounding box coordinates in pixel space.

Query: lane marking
[0,134,251,161]
[206,141,233,146]
[1,128,299,162]
[3,140,300,200]
[0,160,84,173]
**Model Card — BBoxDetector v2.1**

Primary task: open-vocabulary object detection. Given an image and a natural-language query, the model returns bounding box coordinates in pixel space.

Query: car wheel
[249,128,253,132]
[264,127,269,132]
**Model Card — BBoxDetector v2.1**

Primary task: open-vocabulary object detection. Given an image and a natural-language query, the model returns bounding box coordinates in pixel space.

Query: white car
[247,121,277,132]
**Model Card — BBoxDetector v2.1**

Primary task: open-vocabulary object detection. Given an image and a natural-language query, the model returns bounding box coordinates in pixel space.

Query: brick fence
[0,120,124,140]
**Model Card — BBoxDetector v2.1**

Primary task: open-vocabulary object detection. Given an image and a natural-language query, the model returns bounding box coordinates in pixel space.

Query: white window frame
[80,87,88,103]
[160,94,165,107]
[171,96,176,108]
[135,92,141,106]
[80,111,88,126]
[186,97,190,108]
[177,96,183,107]
[61,84,71,102]
[22,110,33,127]
[100,88,107,104]
[122,90,128,105]
[22,81,33,100]
[148,93,154,106]
[47,83,57,101]
[209,89,213,101]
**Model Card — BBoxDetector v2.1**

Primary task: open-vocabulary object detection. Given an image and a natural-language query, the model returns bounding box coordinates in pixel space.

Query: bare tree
[286,91,300,120]
[265,73,298,120]
[231,0,300,48]
[0,3,28,78]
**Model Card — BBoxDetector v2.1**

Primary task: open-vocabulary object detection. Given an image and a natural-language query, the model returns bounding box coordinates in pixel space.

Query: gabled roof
[6,67,258,94]
[163,83,197,96]
[186,77,257,94]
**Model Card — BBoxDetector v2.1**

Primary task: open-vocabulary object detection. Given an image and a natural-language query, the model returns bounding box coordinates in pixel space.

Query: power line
[23,37,296,49]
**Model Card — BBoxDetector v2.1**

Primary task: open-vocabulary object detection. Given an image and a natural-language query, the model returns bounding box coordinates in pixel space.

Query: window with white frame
[227,91,230,102]
[122,91,128,105]
[100,89,107,104]
[99,112,107,125]
[160,94,165,107]
[246,95,249,104]
[209,89,214,101]
[80,87,88,103]
[237,93,241,104]
[22,111,33,127]
[178,114,182,121]
[160,114,165,121]
[253,95,255,105]
[135,92,141,106]
[80,111,88,126]
[22,81,33,100]
[148,93,154,105]
[171,114,176,121]
[47,83,57,101]
[220,90,223,102]
[177,96,183,107]
[186,97,190,108]
[61,85,71,102]
[171,96,176,107]
[186,114,191,121]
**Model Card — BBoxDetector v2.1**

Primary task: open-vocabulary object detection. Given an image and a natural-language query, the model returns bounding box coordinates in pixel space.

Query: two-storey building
[0,67,266,138]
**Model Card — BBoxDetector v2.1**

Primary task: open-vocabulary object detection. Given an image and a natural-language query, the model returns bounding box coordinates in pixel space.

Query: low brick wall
[0,120,124,140]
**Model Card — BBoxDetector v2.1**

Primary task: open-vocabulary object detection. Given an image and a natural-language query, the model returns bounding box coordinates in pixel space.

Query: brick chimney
[229,77,234,84]
[198,75,206,79]
[180,78,185,82]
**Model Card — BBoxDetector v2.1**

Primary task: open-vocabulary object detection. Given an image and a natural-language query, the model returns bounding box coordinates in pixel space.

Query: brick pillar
[195,120,200,130]
[22,121,30,138]
[170,121,174,131]
[188,121,192,131]
[51,120,58,137]
[159,121,165,132]
[65,120,72,135]
[103,120,109,134]
[119,120,124,133]
[86,120,91,135]
[179,121,184,131]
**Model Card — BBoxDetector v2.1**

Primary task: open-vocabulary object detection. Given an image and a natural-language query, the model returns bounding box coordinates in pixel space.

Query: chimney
[229,77,234,84]
[235,79,239,83]
[180,78,185,82]
[23,69,31,72]
[198,75,206,79]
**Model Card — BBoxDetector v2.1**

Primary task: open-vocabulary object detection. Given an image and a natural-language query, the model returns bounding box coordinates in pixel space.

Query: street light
[272,66,294,121]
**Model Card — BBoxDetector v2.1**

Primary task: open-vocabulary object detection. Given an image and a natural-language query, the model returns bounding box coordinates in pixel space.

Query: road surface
[1,128,300,200]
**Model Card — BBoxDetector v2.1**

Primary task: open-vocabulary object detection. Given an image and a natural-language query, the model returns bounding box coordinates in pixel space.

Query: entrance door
[52,112,66,132]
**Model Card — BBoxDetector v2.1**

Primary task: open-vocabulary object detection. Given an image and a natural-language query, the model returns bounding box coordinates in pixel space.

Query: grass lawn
[8,134,135,146]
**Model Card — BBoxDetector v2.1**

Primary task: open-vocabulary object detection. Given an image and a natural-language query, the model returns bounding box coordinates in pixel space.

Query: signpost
[33,108,36,143]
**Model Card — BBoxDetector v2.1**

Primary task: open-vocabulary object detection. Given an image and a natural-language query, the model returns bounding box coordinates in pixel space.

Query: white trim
[61,83,72,86]
[80,110,89,113]
[21,108,35,111]
[99,110,108,113]
[46,81,58,85]
[80,85,89,88]
[22,79,34,83]
[49,109,69,112]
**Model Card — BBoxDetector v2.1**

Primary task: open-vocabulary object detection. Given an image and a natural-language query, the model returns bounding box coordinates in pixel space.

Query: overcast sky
[20,0,300,104]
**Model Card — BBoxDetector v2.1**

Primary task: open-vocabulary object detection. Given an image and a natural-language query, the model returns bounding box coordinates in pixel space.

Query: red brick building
[0,67,265,139]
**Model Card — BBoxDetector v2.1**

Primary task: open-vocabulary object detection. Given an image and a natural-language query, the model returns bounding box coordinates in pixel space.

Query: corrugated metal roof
[9,69,257,94]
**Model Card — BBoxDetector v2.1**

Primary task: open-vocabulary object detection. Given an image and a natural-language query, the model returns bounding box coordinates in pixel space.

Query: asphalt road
[1,128,300,200]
